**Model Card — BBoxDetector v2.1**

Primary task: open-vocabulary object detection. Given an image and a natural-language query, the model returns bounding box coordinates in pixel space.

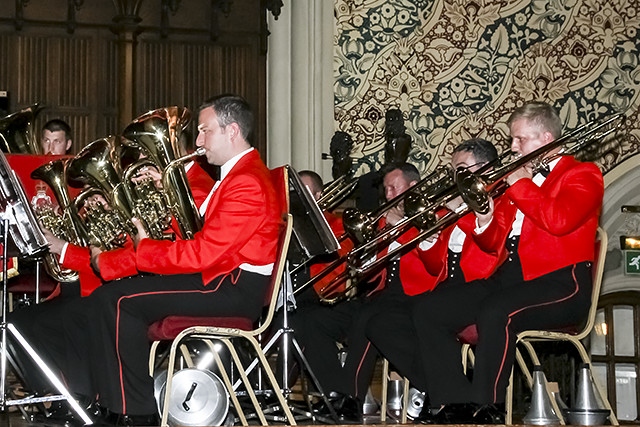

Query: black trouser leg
[87,270,268,415]
[471,263,592,403]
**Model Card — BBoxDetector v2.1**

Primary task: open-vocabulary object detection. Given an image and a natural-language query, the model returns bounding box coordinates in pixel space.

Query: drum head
[156,368,230,426]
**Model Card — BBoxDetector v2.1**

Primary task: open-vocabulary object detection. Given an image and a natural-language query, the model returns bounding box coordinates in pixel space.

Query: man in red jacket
[413,102,604,424]
[13,95,282,426]
[362,138,508,414]
[295,162,438,423]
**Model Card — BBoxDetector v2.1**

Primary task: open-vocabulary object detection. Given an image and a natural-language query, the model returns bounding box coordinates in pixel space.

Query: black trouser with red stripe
[84,269,269,415]
[412,255,592,405]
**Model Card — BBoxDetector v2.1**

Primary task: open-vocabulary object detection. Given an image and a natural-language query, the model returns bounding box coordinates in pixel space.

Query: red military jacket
[62,160,215,296]
[419,195,512,285]
[61,243,107,296]
[97,160,215,283]
[367,217,440,297]
[485,156,603,280]
[136,149,282,285]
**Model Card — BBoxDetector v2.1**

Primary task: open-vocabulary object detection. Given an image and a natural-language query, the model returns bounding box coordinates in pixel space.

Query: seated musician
[362,138,511,420]
[10,95,274,426]
[412,102,604,424]
[37,139,214,298]
[294,162,439,423]
[272,169,354,388]
[10,131,214,424]
[294,169,352,302]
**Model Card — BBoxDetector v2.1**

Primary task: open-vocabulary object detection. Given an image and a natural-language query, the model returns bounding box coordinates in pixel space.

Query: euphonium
[66,136,140,248]
[30,159,88,282]
[74,187,130,250]
[122,106,202,239]
[122,158,171,240]
[66,136,135,220]
[0,103,45,154]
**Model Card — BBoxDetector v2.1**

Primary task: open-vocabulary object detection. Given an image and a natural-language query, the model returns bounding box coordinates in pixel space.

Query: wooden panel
[134,40,265,152]
[0,1,267,155]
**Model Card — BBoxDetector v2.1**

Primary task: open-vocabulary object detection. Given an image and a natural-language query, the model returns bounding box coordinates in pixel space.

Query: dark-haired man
[13,95,283,425]
[41,119,73,155]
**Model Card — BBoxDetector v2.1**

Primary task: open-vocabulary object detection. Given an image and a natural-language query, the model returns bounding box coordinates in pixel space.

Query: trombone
[341,165,455,244]
[316,173,359,211]
[292,165,455,297]
[297,166,462,303]
[311,112,625,304]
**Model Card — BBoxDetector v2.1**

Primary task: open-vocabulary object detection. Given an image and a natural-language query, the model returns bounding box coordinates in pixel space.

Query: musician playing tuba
[9,95,281,426]
[42,131,215,298]
[412,102,606,424]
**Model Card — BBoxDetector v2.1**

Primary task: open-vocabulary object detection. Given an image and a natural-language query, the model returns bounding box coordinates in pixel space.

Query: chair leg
[401,375,410,423]
[461,343,470,374]
[149,341,160,376]
[225,338,269,425]
[506,367,514,425]
[380,358,389,422]
[207,341,249,426]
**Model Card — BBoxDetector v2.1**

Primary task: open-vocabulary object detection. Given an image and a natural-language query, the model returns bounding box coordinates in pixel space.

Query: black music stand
[0,153,93,425]
[232,166,340,423]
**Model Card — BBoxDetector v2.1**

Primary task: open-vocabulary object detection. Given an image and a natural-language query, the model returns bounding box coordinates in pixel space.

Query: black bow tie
[539,166,551,177]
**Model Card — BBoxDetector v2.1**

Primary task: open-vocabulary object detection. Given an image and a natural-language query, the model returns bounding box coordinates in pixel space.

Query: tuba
[0,103,45,154]
[122,106,202,239]
[121,158,171,240]
[30,159,88,282]
[66,136,140,248]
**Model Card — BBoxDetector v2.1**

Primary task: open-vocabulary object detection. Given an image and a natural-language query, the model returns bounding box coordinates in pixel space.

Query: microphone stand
[0,215,93,425]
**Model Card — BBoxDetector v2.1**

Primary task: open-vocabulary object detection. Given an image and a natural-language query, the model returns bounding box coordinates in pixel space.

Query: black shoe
[432,403,478,424]
[102,411,159,426]
[312,392,362,424]
[472,403,505,424]
[41,397,103,426]
[337,395,362,424]
[414,405,437,424]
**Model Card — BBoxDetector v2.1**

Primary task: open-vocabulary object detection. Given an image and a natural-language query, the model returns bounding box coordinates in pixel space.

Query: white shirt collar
[219,147,254,181]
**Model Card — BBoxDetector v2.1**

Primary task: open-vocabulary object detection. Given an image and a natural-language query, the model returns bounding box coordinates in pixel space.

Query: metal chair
[148,213,295,426]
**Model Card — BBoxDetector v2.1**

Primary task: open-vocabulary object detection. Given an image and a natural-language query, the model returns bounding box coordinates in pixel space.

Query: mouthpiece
[194,147,206,156]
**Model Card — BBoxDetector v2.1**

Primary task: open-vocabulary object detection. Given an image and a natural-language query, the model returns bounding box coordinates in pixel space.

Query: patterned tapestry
[333,0,640,177]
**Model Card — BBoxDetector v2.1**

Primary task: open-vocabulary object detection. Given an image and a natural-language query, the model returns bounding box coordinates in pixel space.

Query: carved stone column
[111,1,144,130]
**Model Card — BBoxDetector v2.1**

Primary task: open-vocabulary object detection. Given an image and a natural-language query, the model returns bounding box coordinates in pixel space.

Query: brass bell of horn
[523,365,561,425]
[0,103,45,154]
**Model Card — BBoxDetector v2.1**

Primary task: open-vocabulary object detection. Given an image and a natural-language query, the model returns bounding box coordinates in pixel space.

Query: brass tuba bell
[66,136,135,220]
[0,103,45,154]
[122,106,202,239]
[30,159,87,282]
